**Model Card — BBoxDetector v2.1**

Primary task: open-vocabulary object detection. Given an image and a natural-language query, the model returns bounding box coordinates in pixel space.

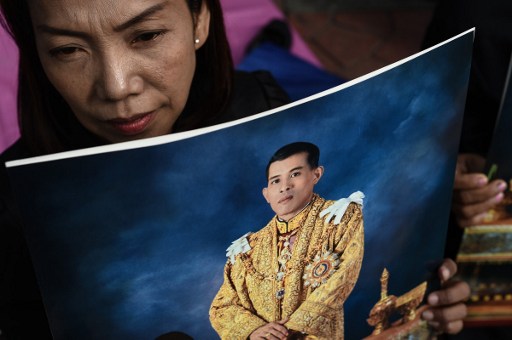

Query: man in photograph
[209,142,365,339]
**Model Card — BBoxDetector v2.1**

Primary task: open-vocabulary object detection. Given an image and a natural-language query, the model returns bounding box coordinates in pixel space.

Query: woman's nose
[96,52,143,101]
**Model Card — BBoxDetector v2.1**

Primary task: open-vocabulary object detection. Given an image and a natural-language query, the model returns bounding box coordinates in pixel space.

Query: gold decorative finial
[380,268,389,300]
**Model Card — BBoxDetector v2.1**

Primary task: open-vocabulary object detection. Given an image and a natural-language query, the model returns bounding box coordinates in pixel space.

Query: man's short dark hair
[266,142,320,178]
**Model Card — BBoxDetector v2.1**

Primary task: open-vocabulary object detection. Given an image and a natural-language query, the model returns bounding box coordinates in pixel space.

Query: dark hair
[0,0,233,155]
[155,331,193,340]
[266,142,320,178]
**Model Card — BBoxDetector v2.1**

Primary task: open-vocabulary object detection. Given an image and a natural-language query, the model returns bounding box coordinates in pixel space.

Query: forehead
[267,152,310,177]
[28,0,182,29]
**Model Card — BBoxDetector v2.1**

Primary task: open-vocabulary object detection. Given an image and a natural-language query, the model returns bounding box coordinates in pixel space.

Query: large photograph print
[6,31,473,339]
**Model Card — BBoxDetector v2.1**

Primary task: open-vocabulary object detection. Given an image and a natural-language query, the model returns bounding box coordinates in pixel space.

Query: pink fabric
[0,24,19,152]
[220,0,321,68]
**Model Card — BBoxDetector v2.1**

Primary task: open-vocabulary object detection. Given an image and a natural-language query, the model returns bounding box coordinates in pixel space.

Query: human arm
[209,261,269,339]
[285,203,364,338]
[421,259,470,334]
[452,153,506,227]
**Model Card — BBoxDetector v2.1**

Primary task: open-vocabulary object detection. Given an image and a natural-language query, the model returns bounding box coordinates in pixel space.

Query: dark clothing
[424,0,512,258]
[423,0,512,156]
[423,0,512,264]
[0,71,289,339]
[424,2,512,339]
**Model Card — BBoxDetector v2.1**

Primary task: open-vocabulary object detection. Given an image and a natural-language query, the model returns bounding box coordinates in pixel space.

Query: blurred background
[275,0,436,79]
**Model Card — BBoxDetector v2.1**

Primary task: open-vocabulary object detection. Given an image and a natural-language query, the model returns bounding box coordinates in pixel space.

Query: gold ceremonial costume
[209,194,364,339]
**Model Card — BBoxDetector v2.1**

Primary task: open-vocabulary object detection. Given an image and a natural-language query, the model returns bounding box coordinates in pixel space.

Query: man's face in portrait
[263,152,324,221]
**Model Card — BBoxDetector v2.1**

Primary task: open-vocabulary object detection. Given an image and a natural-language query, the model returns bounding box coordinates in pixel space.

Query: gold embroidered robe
[209,194,364,339]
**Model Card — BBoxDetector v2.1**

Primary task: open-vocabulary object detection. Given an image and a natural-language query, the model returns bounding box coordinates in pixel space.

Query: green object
[487,163,498,180]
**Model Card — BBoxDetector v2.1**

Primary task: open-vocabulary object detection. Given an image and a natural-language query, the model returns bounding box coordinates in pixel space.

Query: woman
[0,0,468,338]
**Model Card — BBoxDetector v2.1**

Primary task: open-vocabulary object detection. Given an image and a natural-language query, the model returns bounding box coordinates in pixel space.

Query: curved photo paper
[6,30,473,339]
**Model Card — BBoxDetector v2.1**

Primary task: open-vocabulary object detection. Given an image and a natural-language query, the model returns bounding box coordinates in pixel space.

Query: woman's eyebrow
[36,25,88,39]
[36,1,168,37]
[113,1,168,32]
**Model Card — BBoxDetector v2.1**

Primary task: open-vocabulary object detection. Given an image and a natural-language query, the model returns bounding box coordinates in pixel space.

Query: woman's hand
[422,259,470,334]
[452,153,507,227]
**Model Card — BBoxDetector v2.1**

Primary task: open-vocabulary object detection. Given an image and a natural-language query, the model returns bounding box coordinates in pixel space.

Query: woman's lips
[108,111,155,135]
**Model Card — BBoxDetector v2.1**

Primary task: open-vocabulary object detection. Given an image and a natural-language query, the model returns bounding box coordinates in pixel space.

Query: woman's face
[29,0,210,143]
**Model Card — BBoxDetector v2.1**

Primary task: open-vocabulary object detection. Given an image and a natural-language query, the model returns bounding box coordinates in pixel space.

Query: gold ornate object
[302,251,340,288]
[367,269,396,335]
[381,268,389,300]
[395,282,427,322]
[455,223,512,325]
[276,229,300,300]
[365,269,427,338]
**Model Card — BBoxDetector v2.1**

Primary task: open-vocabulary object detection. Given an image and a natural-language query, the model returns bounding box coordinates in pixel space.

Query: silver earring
[194,38,200,44]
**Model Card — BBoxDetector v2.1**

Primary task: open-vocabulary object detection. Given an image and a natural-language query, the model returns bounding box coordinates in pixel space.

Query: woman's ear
[193,1,210,49]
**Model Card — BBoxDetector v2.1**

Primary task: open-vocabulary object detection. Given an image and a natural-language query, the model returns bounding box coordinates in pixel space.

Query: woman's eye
[50,46,80,57]
[132,31,164,44]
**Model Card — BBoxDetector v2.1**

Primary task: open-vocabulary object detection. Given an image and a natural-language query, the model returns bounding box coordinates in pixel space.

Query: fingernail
[495,192,504,203]
[428,294,439,306]
[422,310,434,320]
[498,182,507,191]
[441,266,450,281]
[477,176,488,186]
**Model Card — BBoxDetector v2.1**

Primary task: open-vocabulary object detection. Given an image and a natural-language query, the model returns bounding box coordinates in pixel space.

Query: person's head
[262,142,324,221]
[0,0,233,154]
